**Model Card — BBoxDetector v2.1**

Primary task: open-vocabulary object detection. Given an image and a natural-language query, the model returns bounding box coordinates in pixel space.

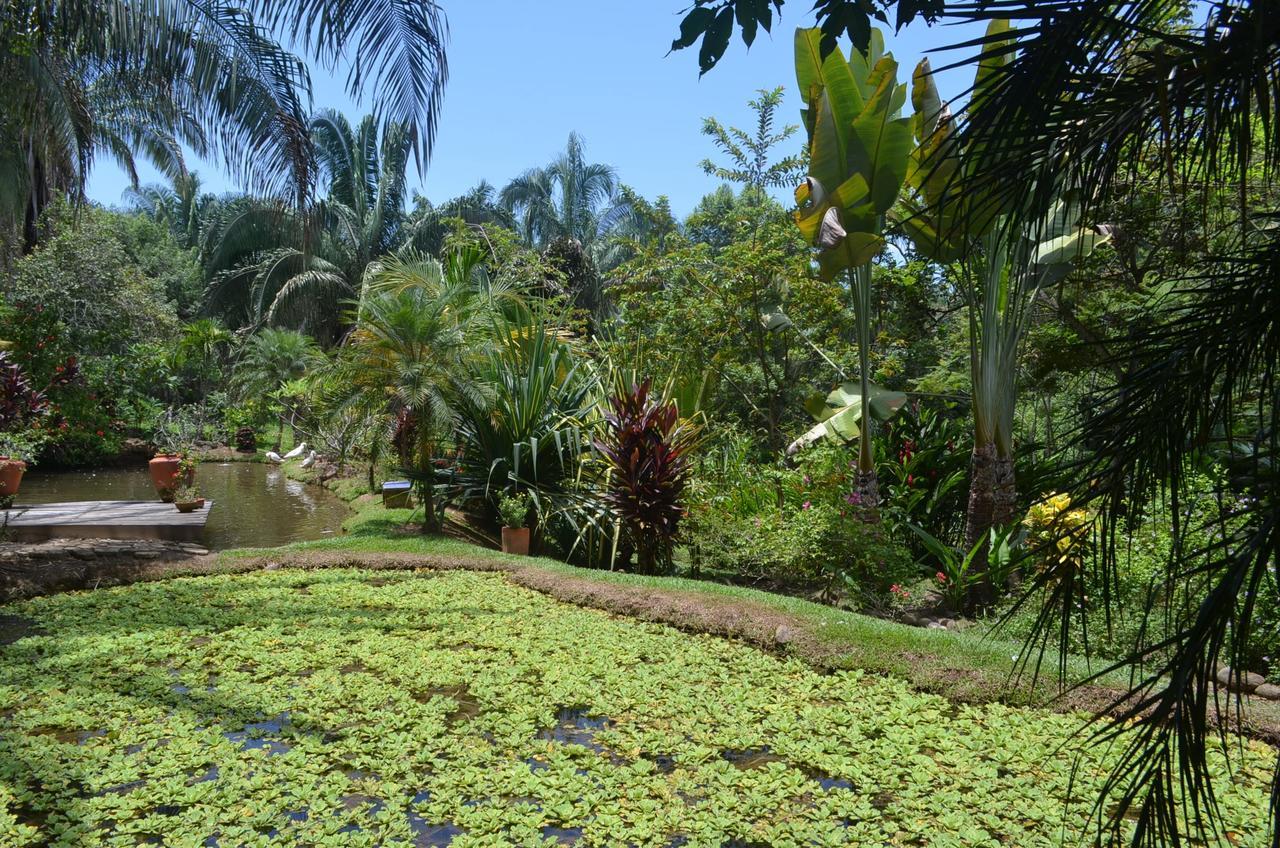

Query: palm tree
[500,134,635,323]
[235,328,322,450]
[203,111,413,338]
[173,318,236,399]
[501,133,627,248]
[337,253,501,532]
[403,181,517,257]
[125,172,231,255]
[2,0,448,252]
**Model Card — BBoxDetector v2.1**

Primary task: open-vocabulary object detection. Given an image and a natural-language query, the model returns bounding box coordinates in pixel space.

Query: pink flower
[936,571,947,582]
[802,501,811,511]
[803,475,811,485]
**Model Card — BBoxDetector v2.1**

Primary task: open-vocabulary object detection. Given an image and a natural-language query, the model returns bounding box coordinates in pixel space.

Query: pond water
[18,462,350,549]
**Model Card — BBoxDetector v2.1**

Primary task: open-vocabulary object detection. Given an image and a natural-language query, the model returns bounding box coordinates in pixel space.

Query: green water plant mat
[0,569,1273,847]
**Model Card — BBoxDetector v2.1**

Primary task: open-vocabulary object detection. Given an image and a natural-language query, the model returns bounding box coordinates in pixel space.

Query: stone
[1254,683,1280,700]
[927,621,947,630]
[134,551,162,560]
[1241,671,1266,692]
[774,625,797,645]
[1215,666,1266,692]
[68,548,97,560]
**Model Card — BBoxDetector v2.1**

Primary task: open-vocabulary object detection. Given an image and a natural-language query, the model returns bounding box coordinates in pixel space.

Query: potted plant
[498,491,532,555]
[0,430,45,508]
[172,483,204,513]
[150,449,196,503]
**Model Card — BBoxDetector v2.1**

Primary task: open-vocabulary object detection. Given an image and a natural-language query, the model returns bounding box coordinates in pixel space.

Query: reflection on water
[18,462,350,550]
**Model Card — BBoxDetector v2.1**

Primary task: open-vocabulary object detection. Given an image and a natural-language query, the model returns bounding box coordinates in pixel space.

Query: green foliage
[497,492,532,529]
[1,568,1271,846]
[448,321,599,536]
[700,86,805,191]
[0,429,47,464]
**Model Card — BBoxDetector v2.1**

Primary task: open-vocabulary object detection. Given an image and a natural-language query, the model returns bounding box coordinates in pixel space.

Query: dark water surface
[18,462,349,549]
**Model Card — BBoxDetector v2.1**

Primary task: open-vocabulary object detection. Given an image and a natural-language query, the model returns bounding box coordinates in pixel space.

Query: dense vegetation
[0,569,1274,847]
[2,0,1277,843]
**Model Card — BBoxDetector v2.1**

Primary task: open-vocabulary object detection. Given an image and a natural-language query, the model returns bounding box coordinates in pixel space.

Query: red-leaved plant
[594,379,698,573]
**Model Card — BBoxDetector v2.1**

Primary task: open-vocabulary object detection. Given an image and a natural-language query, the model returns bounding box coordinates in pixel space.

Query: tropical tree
[791,26,912,514]
[898,27,1111,588]
[337,252,510,532]
[501,133,628,249]
[700,86,805,195]
[172,318,236,399]
[234,328,322,450]
[1,0,448,253]
[403,181,517,257]
[204,111,412,338]
[685,0,1280,841]
[500,134,635,323]
[126,173,215,252]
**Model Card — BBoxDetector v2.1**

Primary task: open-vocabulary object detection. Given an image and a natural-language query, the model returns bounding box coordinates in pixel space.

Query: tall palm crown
[1,0,448,250]
[499,133,629,249]
[203,110,412,337]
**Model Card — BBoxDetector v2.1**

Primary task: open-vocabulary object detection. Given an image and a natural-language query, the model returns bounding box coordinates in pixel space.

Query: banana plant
[897,21,1112,585]
[792,26,912,512]
[787,381,908,455]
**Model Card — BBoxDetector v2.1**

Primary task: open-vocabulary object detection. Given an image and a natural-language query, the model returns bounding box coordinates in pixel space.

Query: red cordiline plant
[595,379,699,574]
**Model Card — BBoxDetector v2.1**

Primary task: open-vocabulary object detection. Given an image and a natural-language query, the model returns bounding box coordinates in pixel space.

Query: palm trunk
[964,441,1017,607]
[851,263,880,520]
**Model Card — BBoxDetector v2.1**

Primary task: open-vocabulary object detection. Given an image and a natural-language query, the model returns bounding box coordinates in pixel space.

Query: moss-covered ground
[0,566,1275,847]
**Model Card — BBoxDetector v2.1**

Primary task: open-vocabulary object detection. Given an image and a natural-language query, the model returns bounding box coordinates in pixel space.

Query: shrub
[694,500,917,607]
[595,379,698,574]
[497,492,531,529]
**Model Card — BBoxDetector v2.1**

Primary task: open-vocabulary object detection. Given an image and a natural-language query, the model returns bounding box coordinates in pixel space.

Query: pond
[18,462,350,550]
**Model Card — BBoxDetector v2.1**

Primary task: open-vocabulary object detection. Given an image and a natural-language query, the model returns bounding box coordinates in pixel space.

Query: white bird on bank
[264,451,284,463]
[300,450,317,468]
[282,441,307,460]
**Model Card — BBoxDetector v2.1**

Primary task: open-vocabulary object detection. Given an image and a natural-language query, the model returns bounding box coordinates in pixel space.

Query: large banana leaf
[786,381,908,454]
[792,26,910,282]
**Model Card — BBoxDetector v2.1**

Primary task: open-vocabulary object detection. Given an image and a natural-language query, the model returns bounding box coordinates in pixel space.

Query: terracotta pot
[501,526,530,556]
[174,500,200,514]
[0,457,26,501]
[149,454,193,503]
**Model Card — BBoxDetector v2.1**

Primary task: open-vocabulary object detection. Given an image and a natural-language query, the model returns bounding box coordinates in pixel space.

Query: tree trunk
[964,442,1017,607]
[853,469,880,520]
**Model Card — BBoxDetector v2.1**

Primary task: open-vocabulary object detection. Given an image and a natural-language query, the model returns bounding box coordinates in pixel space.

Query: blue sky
[85,1,983,217]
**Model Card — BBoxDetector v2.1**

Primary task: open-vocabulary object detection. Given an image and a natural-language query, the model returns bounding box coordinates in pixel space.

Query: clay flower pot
[501,526,530,555]
[0,457,26,503]
[149,454,193,503]
[174,499,201,514]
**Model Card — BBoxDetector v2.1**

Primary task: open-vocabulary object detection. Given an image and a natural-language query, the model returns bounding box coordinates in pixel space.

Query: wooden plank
[0,500,213,542]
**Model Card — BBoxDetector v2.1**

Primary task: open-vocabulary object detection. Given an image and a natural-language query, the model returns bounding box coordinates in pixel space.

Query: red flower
[936,571,947,582]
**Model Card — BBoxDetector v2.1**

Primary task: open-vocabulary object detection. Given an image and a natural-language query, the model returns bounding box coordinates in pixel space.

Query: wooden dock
[1,500,213,543]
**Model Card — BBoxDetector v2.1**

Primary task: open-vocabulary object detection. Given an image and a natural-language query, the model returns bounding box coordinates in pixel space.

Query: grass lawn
[0,565,1275,847]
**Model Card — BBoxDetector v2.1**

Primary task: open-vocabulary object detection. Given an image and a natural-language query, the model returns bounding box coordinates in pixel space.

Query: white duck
[282,441,308,460]
[264,450,284,463]
[300,449,318,468]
